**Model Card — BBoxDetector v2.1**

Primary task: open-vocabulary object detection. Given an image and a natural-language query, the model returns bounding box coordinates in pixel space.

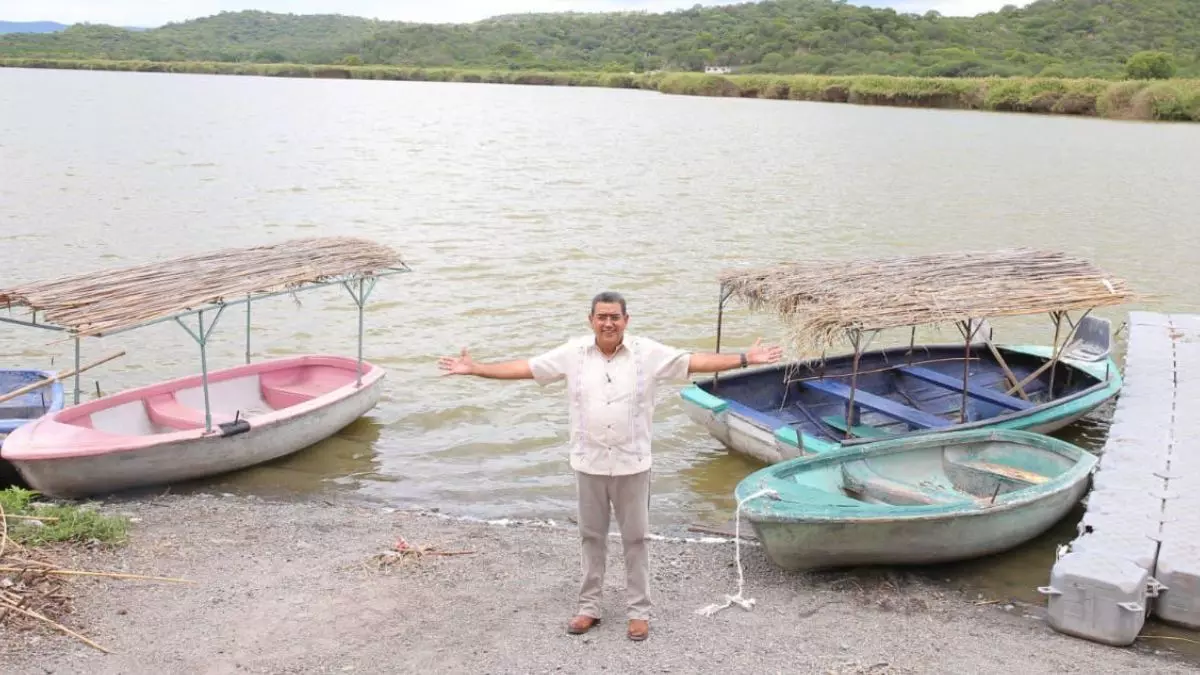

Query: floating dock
[1042,311,1200,646]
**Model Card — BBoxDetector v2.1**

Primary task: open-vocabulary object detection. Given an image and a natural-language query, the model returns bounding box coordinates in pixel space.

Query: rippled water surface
[4,70,1200,636]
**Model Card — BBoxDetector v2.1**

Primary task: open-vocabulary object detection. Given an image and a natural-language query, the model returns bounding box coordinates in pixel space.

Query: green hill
[0,11,384,63]
[1,1,1197,78]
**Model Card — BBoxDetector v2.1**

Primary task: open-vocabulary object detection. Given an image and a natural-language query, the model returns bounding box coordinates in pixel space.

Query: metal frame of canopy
[1,238,410,434]
[708,249,1132,439]
[712,285,1118,439]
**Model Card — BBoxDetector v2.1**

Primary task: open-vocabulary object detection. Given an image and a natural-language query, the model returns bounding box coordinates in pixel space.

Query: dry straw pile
[1,498,191,654]
[0,237,406,337]
[718,248,1134,355]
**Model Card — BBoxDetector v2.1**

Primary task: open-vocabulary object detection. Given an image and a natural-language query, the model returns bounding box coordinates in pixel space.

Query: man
[437,291,782,641]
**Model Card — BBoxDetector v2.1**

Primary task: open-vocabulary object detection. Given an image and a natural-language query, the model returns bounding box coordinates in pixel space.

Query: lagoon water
[4,66,1200,626]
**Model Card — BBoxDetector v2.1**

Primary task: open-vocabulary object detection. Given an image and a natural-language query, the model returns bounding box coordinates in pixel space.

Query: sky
[0,0,1022,28]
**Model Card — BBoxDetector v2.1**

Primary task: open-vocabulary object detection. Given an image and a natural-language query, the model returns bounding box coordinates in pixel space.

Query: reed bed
[718,248,1135,355]
[5,58,1198,122]
[0,236,405,337]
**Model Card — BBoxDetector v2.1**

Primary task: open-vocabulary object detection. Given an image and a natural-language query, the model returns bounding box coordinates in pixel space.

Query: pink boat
[1,355,385,498]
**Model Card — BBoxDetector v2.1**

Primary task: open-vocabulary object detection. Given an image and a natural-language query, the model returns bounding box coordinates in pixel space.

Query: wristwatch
[739,352,748,368]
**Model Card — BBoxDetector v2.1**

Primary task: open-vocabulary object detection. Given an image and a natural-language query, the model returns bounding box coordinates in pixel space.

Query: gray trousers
[574,469,652,621]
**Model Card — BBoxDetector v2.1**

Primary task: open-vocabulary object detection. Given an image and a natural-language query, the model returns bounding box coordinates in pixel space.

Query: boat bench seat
[896,365,1034,411]
[841,460,967,507]
[801,379,951,430]
[948,458,1049,485]
[822,415,890,439]
[260,381,322,409]
[145,394,218,430]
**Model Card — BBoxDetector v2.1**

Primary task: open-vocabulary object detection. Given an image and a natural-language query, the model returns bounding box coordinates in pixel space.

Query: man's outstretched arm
[687,338,783,374]
[438,348,534,380]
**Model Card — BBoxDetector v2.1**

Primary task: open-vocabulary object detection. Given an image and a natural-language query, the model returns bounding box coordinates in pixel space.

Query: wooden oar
[0,350,126,406]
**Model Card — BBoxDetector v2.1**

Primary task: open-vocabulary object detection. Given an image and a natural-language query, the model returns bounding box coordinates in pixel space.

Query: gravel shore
[1,492,1193,674]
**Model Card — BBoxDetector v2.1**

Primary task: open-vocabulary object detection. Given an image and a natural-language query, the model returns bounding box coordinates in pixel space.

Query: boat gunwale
[734,428,1097,524]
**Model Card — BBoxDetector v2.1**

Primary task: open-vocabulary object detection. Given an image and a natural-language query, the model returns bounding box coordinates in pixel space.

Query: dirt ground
[1,492,1194,675]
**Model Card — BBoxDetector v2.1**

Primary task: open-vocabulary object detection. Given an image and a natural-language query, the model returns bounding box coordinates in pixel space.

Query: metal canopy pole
[713,284,733,391]
[845,329,863,439]
[73,336,82,405]
[175,305,226,433]
[960,319,983,423]
[245,295,252,365]
[343,275,378,387]
[1004,308,1091,397]
[0,316,66,332]
[1048,311,1064,399]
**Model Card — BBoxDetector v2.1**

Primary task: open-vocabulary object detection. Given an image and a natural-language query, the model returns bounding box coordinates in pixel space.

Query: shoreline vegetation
[0,487,142,654]
[5,57,1200,122]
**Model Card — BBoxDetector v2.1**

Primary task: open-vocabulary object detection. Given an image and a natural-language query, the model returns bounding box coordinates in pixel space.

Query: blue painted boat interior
[698,345,1103,443]
[0,369,64,434]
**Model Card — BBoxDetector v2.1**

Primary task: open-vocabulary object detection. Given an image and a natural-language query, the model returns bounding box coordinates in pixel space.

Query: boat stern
[0,369,66,436]
[680,384,808,464]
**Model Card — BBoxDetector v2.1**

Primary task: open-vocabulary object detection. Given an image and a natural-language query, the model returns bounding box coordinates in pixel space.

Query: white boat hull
[2,355,385,498]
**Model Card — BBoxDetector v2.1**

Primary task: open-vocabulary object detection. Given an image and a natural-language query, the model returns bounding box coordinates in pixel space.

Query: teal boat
[682,249,1133,464]
[733,428,1097,571]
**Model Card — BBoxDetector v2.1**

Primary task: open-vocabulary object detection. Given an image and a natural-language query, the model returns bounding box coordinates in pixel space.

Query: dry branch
[0,503,188,654]
[3,515,60,523]
[0,601,111,653]
[0,501,7,560]
[0,236,406,337]
[718,248,1134,355]
[0,567,192,583]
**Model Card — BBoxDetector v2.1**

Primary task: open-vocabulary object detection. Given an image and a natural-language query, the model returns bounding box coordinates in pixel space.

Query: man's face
[589,301,628,350]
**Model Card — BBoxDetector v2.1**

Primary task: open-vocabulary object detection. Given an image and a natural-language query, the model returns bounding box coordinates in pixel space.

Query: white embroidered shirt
[528,334,692,476]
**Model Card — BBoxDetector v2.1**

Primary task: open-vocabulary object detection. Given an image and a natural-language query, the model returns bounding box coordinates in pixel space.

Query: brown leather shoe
[567,615,600,635]
[627,619,649,641]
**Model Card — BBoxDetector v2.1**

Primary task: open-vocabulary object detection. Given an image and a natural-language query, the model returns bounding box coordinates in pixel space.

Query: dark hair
[590,291,627,316]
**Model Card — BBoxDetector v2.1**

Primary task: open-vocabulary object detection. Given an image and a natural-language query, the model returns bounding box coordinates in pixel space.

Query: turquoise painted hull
[734,428,1097,571]
[680,343,1121,465]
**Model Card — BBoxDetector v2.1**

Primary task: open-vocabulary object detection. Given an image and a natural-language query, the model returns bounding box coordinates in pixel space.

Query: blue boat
[680,249,1133,464]
[732,428,1097,571]
[682,339,1121,464]
[0,369,65,438]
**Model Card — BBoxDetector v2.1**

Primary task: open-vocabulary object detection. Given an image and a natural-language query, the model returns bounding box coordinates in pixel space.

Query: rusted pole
[846,329,863,439]
[960,319,980,424]
[713,284,729,391]
[1006,309,1091,396]
[1048,311,1064,399]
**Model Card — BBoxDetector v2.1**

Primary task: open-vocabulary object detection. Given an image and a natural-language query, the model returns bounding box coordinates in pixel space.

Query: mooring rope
[695,487,778,617]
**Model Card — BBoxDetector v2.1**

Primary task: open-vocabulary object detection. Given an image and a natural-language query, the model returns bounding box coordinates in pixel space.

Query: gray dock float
[1042,311,1200,646]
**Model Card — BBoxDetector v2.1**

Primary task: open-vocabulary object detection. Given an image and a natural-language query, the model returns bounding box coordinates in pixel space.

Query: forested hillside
[1,0,1197,78]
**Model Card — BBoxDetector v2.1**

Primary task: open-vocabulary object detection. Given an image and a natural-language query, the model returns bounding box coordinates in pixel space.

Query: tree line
[0,1,1195,78]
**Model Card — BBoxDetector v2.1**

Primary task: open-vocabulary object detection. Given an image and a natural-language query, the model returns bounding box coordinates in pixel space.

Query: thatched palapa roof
[718,248,1133,354]
[0,236,407,337]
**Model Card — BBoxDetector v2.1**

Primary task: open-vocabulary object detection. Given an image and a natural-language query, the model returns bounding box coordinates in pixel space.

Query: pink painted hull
[0,355,385,498]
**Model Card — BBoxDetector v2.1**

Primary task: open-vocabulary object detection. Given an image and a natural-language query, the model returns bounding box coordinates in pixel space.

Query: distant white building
[704,66,732,74]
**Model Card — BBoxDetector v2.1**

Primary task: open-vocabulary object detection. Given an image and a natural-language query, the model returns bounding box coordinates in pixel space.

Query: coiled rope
[695,487,778,617]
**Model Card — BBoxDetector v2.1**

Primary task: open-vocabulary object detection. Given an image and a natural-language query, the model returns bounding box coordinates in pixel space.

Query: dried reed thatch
[718,248,1134,354]
[0,237,406,337]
